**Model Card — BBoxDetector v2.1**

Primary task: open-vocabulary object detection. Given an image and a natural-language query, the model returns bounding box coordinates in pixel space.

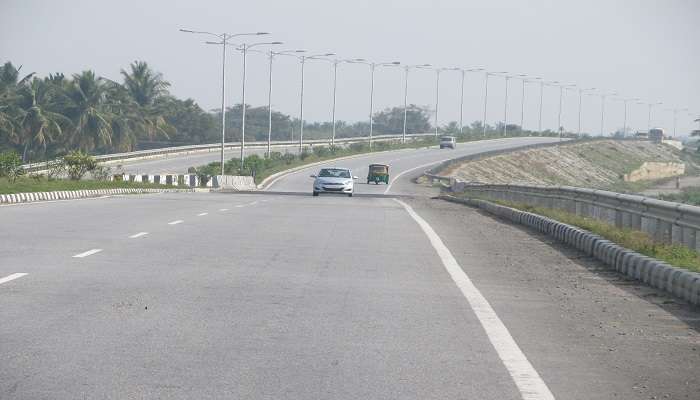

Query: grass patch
[659,187,700,206]
[0,176,170,194]
[456,194,700,273]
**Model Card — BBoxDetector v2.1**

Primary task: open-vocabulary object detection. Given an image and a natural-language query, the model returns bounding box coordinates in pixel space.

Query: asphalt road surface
[2,138,698,399]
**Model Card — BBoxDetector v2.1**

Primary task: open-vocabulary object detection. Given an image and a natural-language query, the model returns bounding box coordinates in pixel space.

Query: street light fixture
[266,49,306,156]
[179,29,269,177]
[401,64,431,143]
[297,52,335,153]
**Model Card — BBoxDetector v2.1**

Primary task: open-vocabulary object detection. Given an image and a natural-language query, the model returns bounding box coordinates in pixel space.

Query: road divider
[0,188,197,205]
[440,195,700,307]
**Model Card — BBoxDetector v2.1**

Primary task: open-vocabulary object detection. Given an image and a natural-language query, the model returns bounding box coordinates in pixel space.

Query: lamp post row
[180,28,692,174]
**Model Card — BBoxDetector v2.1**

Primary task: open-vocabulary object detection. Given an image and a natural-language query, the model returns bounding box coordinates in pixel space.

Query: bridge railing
[22,133,436,173]
[448,181,700,253]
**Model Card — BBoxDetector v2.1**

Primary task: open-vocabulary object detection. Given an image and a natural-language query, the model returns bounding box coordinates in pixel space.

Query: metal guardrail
[449,182,700,252]
[22,133,436,173]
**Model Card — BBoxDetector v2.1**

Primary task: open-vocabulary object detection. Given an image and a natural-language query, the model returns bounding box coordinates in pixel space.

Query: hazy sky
[2,0,699,136]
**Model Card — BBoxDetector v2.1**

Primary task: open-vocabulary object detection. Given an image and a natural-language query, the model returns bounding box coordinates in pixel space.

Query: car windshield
[318,168,350,178]
[441,137,454,141]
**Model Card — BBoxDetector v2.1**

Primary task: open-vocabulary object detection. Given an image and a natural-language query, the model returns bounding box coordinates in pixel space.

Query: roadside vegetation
[658,187,700,206]
[457,195,700,273]
[1,59,563,166]
[0,149,166,194]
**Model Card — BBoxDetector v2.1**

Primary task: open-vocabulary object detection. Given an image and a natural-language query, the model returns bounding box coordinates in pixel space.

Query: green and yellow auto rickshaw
[367,164,389,184]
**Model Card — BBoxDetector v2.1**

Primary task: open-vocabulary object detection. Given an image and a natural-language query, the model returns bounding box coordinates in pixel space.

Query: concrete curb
[0,187,197,205]
[439,195,700,307]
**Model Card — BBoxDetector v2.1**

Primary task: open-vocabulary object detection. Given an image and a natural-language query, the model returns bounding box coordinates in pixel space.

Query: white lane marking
[72,249,103,258]
[197,212,208,216]
[394,199,555,400]
[219,208,229,212]
[0,273,28,285]
[235,201,259,208]
[129,232,149,238]
[168,220,184,225]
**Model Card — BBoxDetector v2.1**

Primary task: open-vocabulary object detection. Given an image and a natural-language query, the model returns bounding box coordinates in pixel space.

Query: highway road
[1,137,699,399]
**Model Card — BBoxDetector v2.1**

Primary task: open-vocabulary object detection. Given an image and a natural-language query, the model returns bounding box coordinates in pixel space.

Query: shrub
[90,165,112,181]
[282,153,296,165]
[0,151,25,183]
[46,161,66,180]
[63,151,97,180]
[300,148,312,160]
[312,146,330,158]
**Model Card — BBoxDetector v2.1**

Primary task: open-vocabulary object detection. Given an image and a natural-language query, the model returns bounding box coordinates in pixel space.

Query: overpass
[1,137,698,399]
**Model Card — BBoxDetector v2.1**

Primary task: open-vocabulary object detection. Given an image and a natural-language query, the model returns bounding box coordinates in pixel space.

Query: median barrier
[0,187,197,205]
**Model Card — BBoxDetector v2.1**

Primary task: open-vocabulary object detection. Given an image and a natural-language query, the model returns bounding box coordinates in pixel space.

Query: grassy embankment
[0,177,169,194]
[455,194,700,273]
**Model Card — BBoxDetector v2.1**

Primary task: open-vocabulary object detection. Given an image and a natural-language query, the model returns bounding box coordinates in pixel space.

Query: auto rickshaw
[367,164,389,184]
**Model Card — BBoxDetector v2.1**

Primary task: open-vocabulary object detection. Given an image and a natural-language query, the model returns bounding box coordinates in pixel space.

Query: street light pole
[238,41,282,171]
[434,69,441,136]
[331,60,339,146]
[266,49,305,157]
[179,29,269,177]
[577,87,596,137]
[297,53,335,153]
[401,63,431,143]
[503,75,510,136]
[646,101,662,132]
[482,71,489,136]
[538,80,544,134]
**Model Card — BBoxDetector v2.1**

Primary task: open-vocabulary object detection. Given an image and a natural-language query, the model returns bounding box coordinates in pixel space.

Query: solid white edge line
[393,199,555,400]
[168,220,184,225]
[129,232,149,238]
[197,212,208,216]
[72,249,103,258]
[0,273,28,285]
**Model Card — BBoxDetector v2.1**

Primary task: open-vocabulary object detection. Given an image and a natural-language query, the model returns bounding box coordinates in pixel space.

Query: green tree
[372,105,431,134]
[64,71,113,152]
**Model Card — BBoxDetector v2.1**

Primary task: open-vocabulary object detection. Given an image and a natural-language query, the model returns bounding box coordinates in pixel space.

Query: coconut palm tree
[16,78,71,161]
[120,61,170,107]
[64,71,113,152]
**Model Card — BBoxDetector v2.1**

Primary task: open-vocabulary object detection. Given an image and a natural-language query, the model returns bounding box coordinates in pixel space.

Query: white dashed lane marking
[219,208,229,212]
[0,273,28,285]
[72,249,103,258]
[197,212,208,216]
[168,220,184,225]
[129,232,149,239]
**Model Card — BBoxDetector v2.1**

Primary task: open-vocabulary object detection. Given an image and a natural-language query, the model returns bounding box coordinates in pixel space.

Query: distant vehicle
[310,168,358,197]
[649,128,664,142]
[439,136,456,149]
[367,164,389,184]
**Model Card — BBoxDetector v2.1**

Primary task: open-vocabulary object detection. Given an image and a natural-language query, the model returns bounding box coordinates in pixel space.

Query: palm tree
[120,61,170,107]
[65,71,113,152]
[16,78,71,161]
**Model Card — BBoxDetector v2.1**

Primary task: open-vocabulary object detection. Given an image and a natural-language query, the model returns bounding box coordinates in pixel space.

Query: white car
[439,136,456,149]
[311,168,358,197]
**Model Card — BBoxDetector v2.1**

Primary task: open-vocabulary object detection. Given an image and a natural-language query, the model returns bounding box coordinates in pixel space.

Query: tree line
[0,60,546,163]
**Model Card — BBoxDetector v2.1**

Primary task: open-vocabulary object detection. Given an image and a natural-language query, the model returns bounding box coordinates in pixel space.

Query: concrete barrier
[440,195,700,307]
[0,188,196,205]
[447,182,700,254]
